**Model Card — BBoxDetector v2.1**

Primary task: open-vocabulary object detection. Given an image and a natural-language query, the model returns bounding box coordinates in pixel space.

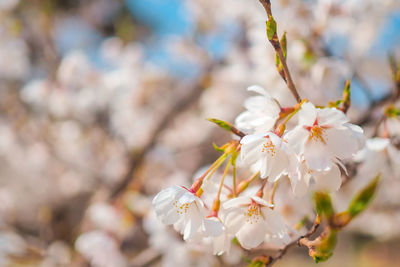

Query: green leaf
[247,262,264,267]
[275,32,287,72]
[314,192,334,220]
[341,79,351,112]
[385,106,400,117]
[275,53,281,69]
[310,229,337,263]
[266,15,276,41]
[343,79,351,98]
[212,143,225,152]
[328,100,343,108]
[207,118,236,133]
[280,31,287,59]
[248,255,271,267]
[348,174,380,217]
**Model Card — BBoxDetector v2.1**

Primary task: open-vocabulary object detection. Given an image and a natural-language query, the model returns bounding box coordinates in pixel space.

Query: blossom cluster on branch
[153,82,366,257]
[0,0,400,266]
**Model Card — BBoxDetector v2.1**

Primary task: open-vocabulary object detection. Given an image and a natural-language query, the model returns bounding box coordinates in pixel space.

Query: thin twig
[266,217,320,266]
[258,0,301,103]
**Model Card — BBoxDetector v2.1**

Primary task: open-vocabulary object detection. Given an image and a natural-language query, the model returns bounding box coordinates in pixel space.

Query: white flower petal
[317,107,349,127]
[251,196,273,207]
[269,150,289,180]
[224,210,246,234]
[178,191,197,204]
[314,164,342,192]
[203,217,224,237]
[297,102,317,126]
[213,232,232,255]
[247,85,269,96]
[183,205,203,240]
[289,170,309,197]
[223,196,251,209]
[366,137,389,151]
[304,140,332,171]
[236,220,268,249]
[326,127,361,159]
[284,126,309,154]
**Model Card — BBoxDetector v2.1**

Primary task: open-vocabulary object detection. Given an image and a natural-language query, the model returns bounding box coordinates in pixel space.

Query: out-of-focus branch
[258,0,301,103]
[355,92,393,126]
[109,62,219,199]
[356,55,400,127]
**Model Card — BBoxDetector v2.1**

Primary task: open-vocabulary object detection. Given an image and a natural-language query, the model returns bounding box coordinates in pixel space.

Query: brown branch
[354,55,400,126]
[258,0,301,103]
[354,91,393,126]
[265,217,320,266]
[231,125,246,138]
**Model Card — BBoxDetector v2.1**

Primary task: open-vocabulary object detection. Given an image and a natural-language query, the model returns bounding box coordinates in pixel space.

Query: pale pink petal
[269,150,289,180]
[223,196,251,209]
[251,196,273,207]
[262,208,290,243]
[298,102,317,126]
[326,127,361,159]
[304,140,332,171]
[203,217,224,237]
[240,133,265,145]
[178,192,197,204]
[288,168,309,197]
[162,208,181,225]
[366,137,390,151]
[317,108,348,127]
[224,211,245,235]
[259,153,270,178]
[247,85,269,96]
[284,126,309,154]
[314,164,342,192]
[213,232,231,255]
[183,205,203,240]
[236,220,268,249]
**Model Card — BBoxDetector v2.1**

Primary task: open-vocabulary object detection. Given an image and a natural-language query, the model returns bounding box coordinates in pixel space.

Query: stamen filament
[269,180,279,208]
[196,153,228,196]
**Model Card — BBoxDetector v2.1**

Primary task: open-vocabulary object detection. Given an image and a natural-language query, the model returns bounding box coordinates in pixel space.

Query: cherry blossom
[223,196,290,249]
[355,137,400,180]
[289,160,342,197]
[285,102,364,171]
[152,185,207,240]
[235,85,280,134]
[240,132,294,180]
[202,216,233,255]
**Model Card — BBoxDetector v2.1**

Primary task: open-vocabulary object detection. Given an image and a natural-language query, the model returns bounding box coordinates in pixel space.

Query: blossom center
[261,137,276,156]
[309,125,327,144]
[173,200,189,215]
[244,203,262,224]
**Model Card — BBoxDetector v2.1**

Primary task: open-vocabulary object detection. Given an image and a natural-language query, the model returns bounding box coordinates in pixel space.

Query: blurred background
[0,0,400,266]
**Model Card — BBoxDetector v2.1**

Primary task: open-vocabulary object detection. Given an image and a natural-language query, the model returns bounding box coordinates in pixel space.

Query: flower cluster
[152,85,365,253]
